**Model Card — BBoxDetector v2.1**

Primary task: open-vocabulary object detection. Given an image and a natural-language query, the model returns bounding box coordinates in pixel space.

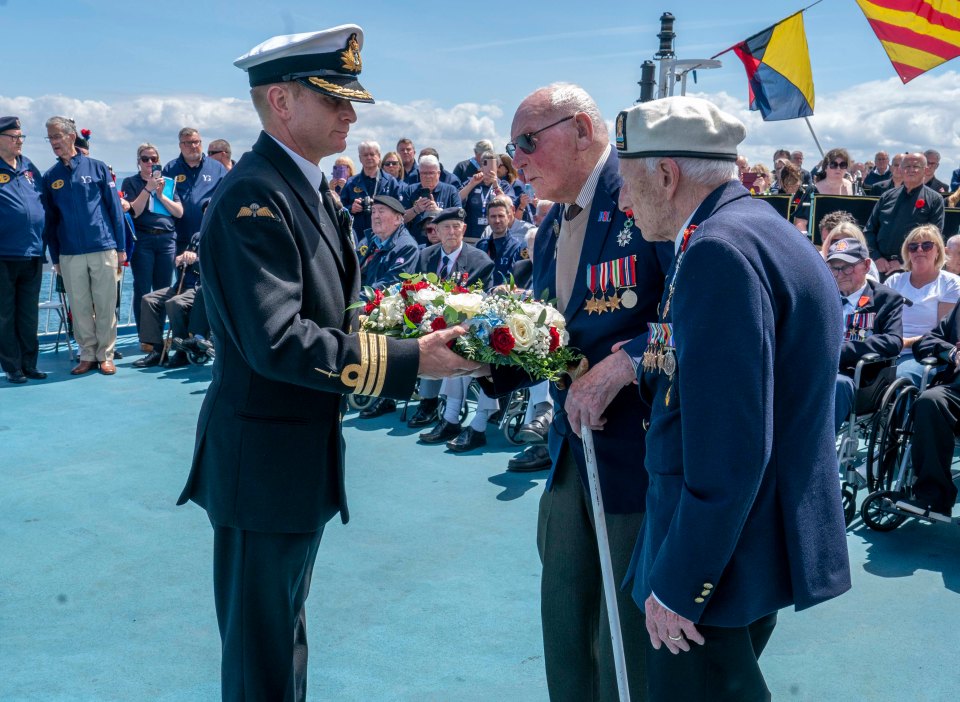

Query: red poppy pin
[915,198,926,209]
[857,294,870,309]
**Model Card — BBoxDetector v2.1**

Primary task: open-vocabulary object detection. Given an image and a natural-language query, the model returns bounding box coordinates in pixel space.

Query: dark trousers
[911,383,960,513]
[645,612,777,702]
[130,232,175,331]
[139,286,195,347]
[537,448,647,702]
[212,522,324,702]
[0,258,42,373]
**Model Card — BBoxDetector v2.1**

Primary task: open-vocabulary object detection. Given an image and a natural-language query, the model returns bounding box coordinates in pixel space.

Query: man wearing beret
[485,82,671,702]
[0,116,47,383]
[176,25,479,702]
[614,96,851,700]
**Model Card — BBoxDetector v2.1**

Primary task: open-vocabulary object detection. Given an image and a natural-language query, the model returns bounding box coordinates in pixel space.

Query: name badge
[477,217,488,226]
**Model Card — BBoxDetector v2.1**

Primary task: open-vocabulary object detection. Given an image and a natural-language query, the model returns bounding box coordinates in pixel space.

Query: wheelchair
[837,353,913,525]
[349,379,487,426]
[496,387,530,445]
[860,358,960,531]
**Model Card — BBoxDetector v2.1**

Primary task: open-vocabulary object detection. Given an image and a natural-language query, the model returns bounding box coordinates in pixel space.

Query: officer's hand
[350,199,363,214]
[417,325,483,379]
[565,349,636,435]
[644,595,705,655]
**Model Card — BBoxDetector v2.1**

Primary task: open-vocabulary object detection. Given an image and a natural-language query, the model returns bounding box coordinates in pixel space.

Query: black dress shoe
[420,419,462,444]
[22,368,47,380]
[518,409,553,444]
[508,445,552,472]
[114,350,124,360]
[5,370,27,384]
[408,398,439,428]
[133,350,163,368]
[164,351,190,368]
[359,398,396,419]
[447,427,487,453]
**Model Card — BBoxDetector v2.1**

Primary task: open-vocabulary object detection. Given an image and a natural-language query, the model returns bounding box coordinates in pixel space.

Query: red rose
[548,326,561,352]
[364,302,376,314]
[491,326,516,355]
[916,199,926,209]
[430,317,447,331]
[405,303,426,324]
[453,284,469,294]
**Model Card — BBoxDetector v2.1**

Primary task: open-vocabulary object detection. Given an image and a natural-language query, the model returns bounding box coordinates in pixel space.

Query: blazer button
[694,597,705,603]
[701,590,710,597]
[703,583,713,589]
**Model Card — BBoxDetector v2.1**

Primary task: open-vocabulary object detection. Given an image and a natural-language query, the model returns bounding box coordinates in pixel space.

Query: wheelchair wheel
[867,382,917,491]
[187,350,210,366]
[861,490,907,532]
[503,410,526,445]
[841,486,857,526]
[348,394,376,411]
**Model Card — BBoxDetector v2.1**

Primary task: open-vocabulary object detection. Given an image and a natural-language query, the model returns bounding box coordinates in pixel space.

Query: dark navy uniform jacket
[838,279,903,373]
[178,132,419,533]
[487,149,672,514]
[398,182,462,244]
[417,242,494,289]
[339,170,401,239]
[163,153,226,250]
[623,180,851,626]
[41,153,125,264]
[474,233,523,286]
[357,225,420,290]
[0,155,44,258]
[864,183,945,261]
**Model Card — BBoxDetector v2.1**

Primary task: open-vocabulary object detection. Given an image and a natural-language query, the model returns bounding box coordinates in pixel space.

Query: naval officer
[613,97,851,701]
[176,25,479,702]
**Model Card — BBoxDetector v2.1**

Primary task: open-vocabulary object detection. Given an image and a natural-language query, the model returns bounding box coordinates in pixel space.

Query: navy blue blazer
[838,279,904,373]
[488,149,672,513]
[624,180,851,626]
[357,225,420,290]
[417,242,494,290]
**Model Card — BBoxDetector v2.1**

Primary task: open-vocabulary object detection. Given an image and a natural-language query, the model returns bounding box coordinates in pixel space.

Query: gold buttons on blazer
[701,590,711,597]
[694,597,705,603]
[703,583,713,589]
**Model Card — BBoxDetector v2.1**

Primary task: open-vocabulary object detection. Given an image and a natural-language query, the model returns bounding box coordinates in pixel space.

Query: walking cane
[159,260,188,365]
[581,423,631,702]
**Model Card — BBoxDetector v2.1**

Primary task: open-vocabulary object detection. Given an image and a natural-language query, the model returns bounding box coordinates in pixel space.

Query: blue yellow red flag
[717,12,815,121]
[856,0,960,83]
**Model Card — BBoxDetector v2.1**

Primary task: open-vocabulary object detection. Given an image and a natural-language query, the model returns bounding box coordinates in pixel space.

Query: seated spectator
[418,147,461,188]
[790,150,813,186]
[207,139,233,171]
[814,148,854,195]
[898,303,960,521]
[945,234,960,275]
[924,149,949,194]
[476,196,524,286]
[330,155,355,195]
[865,152,945,277]
[821,221,880,281]
[381,150,404,182]
[534,199,555,226]
[776,161,811,233]
[121,144,183,335]
[340,141,401,240]
[871,152,903,196]
[421,215,441,248]
[400,154,461,244]
[459,150,509,244]
[884,224,960,385]
[827,239,904,432]
[864,151,892,189]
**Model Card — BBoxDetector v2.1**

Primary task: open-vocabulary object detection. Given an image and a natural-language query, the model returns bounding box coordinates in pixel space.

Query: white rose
[414,287,442,304]
[544,305,566,330]
[506,313,536,350]
[520,301,546,318]
[446,292,485,318]
[380,296,404,325]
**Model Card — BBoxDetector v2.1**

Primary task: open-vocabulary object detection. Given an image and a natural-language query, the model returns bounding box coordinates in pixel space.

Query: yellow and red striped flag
[856,0,960,82]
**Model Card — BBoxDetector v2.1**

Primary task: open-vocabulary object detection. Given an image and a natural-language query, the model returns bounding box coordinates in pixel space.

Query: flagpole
[804,117,825,159]
[711,0,826,59]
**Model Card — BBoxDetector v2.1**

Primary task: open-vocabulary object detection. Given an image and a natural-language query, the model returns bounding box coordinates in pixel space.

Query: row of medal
[843,312,876,342]
[643,322,676,377]
[583,255,639,315]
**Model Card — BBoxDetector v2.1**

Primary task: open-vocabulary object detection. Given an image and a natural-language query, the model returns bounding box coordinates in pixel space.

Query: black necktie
[564,204,583,221]
[439,254,450,278]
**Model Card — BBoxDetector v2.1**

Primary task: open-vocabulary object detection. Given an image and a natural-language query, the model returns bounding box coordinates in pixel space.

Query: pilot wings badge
[236,203,277,220]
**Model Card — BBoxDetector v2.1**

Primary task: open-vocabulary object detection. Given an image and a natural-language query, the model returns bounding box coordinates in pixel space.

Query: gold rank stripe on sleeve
[327,332,388,396]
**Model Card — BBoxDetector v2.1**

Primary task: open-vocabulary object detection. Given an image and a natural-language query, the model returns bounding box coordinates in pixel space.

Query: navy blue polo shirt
[120,175,180,235]
[162,153,225,245]
[42,153,125,264]
[398,181,462,244]
[402,162,420,185]
[0,155,45,259]
[475,233,523,286]
[462,179,509,243]
[340,170,401,238]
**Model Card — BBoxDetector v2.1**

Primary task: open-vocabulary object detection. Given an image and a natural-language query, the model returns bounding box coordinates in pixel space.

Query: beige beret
[615,96,746,162]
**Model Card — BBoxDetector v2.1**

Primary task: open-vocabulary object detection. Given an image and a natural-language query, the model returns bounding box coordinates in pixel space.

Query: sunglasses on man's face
[908,241,936,253]
[506,115,575,158]
[140,155,159,163]
[828,160,848,170]
[207,150,226,157]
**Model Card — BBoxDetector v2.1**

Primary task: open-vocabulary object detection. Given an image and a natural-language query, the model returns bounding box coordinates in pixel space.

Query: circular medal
[662,350,677,377]
[621,289,638,308]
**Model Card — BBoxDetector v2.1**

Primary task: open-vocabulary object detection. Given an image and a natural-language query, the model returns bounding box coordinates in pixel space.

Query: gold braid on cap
[307,77,372,101]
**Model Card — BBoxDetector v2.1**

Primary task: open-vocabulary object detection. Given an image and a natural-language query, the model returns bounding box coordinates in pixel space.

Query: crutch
[582,423,631,702]
[159,261,188,365]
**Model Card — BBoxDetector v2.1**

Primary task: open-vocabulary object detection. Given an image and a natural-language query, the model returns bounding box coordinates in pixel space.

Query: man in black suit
[828,239,905,432]
[177,26,480,702]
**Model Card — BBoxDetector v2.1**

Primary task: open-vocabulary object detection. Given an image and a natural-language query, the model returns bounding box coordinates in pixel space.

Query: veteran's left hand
[565,348,635,436]
[644,595,705,655]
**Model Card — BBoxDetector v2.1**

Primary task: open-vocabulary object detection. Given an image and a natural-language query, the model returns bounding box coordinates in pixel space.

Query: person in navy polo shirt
[339,140,400,240]
[0,116,47,383]
[475,195,523,286]
[399,154,461,244]
[42,115,127,376]
[458,150,509,244]
[162,127,226,254]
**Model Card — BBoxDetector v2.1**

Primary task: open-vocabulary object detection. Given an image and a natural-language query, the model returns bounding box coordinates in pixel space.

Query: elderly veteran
[827,239,904,433]
[175,25,479,702]
[612,97,851,701]
[0,116,47,383]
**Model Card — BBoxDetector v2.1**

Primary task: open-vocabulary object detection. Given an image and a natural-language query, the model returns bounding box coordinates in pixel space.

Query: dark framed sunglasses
[139,155,159,163]
[907,241,936,253]
[506,115,575,157]
[828,160,848,170]
[424,226,437,233]
[382,160,400,167]
[207,149,226,156]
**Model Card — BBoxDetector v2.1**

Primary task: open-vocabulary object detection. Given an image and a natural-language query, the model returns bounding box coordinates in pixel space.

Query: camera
[360,196,374,214]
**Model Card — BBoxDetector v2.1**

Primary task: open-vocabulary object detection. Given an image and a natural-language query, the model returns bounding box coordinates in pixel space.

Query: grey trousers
[537,447,648,702]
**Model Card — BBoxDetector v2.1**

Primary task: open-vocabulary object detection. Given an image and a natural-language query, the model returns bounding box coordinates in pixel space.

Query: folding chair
[37,268,77,361]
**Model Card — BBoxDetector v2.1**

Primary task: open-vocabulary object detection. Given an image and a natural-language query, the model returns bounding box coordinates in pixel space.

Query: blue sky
[4,0,960,178]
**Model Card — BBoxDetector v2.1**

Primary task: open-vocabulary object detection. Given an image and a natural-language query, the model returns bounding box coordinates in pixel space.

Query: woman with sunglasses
[380,151,405,182]
[120,143,183,334]
[814,148,855,196]
[884,224,960,384]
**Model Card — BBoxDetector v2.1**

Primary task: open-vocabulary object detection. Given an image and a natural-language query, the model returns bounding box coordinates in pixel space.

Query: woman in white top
[885,224,960,385]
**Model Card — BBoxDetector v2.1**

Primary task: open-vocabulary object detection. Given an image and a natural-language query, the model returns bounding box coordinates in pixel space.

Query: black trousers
[911,383,960,513]
[0,258,42,373]
[212,522,324,702]
[644,612,777,702]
